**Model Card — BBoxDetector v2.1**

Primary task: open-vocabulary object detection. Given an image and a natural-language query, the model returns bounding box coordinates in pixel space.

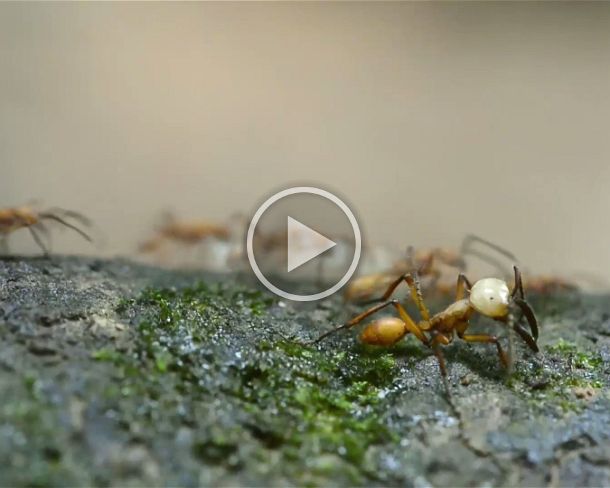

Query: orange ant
[312,264,539,395]
[0,205,93,256]
[252,225,353,284]
[138,212,234,255]
[138,212,248,270]
[519,271,610,295]
[458,236,593,295]
[137,235,166,255]
[346,246,467,302]
[344,272,398,303]
[523,275,579,294]
[345,235,518,302]
[155,212,232,244]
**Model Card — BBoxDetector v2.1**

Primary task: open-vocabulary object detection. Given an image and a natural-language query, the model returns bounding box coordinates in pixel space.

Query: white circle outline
[247,187,362,302]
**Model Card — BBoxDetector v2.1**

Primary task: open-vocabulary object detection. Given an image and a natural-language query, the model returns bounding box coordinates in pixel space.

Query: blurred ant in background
[345,234,511,303]
[138,211,246,270]
[459,235,603,294]
[138,214,229,255]
[142,211,232,245]
[252,224,354,284]
[524,275,578,294]
[0,204,93,256]
[345,234,589,302]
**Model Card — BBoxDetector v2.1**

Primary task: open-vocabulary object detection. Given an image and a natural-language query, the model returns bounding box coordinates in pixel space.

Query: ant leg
[513,298,538,343]
[510,266,539,342]
[361,252,432,321]
[506,312,516,374]
[392,248,432,319]
[369,273,410,302]
[405,245,430,275]
[415,251,434,276]
[392,301,430,343]
[430,333,452,396]
[455,273,472,301]
[404,273,431,321]
[402,272,432,321]
[39,214,93,243]
[414,250,443,295]
[311,299,428,345]
[28,226,50,256]
[367,246,423,298]
[459,333,509,368]
[460,234,518,263]
[45,208,93,228]
[0,236,8,256]
[358,272,410,303]
[512,317,539,353]
[312,300,397,343]
[460,234,516,280]
[420,249,467,296]
[370,272,431,320]
[35,222,52,253]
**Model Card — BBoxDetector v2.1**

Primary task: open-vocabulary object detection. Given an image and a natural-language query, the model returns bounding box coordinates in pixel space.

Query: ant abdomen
[360,317,407,346]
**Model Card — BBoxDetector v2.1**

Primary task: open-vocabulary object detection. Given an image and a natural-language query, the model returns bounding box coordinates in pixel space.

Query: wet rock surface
[0,256,609,487]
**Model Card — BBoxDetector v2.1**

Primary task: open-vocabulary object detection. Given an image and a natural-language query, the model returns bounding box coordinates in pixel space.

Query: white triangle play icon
[286,216,337,273]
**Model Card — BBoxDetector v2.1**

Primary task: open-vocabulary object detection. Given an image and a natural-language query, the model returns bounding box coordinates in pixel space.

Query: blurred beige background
[1,2,609,281]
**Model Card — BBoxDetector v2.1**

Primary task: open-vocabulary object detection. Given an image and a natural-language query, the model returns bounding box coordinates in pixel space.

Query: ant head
[469,277,510,318]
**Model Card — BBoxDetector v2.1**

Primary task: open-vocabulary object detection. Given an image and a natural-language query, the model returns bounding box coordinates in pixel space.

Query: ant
[252,225,353,284]
[154,212,232,245]
[311,262,539,395]
[524,275,579,294]
[138,212,236,255]
[344,247,463,302]
[138,212,247,270]
[345,234,519,303]
[0,205,93,256]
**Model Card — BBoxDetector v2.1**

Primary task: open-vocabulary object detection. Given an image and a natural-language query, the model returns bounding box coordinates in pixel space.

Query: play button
[247,187,361,301]
[287,217,336,272]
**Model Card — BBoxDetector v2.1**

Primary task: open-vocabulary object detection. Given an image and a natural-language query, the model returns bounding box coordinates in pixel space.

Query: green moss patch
[508,339,606,413]
[3,257,608,487]
[89,283,404,484]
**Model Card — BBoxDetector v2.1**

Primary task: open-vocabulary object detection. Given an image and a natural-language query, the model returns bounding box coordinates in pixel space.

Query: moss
[1,372,84,486]
[247,341,398,468]
[95,283,403,483]
[508,339,606,413]
[91,348,121,362]
[4,256,610,487]
[114,297,135,314]
[546,339,603,370]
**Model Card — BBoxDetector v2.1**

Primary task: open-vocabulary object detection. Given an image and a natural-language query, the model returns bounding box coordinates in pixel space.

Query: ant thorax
[469,278,510,318]
[0,210,28,232]
[432,299,472,329]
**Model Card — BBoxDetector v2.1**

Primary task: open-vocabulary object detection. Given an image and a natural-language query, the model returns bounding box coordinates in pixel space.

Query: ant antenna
[460,234,518,279]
